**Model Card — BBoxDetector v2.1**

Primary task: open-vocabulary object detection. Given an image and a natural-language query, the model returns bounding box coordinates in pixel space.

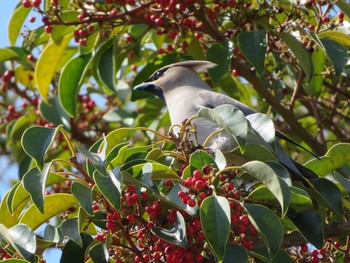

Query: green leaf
[244,204,283,258]
[98,43,116,93]
[246,113,276,151]
[335,172,350,196]
[231,144,277,163]
[93,168,122,211]
[182,150,217,179]
[319,31,350,48]
[240,161,290,216]
[319,38,348,75]
[21,126,60,170]
[278,32,313,81]
[35,34,72,101]
[58,53,92,116]
[304,49,325,97]
[223,243,248,263]
[60,218,82,247]
[126,162,180,181]
[207,41,230,84]
[22,163,51,214]
[238,30,267,77]
[8,5,31,45]
[151,211,187,248]
[200,194,231,262]
[89,242,109,263]
[197,105,248,152]
[19,193,77,230]
[39,97,71,129]
[0,48,20,62]
[0,224,35,262]
[305,143,350,176]
[44,224,62,242]
[215,149,227,170]
[71,182,94,215]
[0,259,31,263]
[313,178,344,217]
[60,233,94,263]
[290,210,323,249]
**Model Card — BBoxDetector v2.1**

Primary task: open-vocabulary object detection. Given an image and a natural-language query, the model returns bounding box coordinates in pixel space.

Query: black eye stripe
[148,67,169,81]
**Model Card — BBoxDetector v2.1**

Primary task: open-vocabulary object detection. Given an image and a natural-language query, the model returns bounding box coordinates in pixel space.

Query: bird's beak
[133,82,165,101]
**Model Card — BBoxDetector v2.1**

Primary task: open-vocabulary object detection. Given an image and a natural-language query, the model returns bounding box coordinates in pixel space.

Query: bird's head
[133,60,217,101]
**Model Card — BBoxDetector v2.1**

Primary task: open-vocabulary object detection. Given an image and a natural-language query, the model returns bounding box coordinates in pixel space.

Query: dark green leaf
[207,41,230,84]
[71,182,93,215]
[244,204,283,258]
[151,211,187,248]
[197,105,248,152]
[58,53,92,116]
[240,161,290,216]
[98,44,116,93]
[223,243,248,263]
[320,38,348,75]
[22,163,51,214]
[39,97,71,130]
[290,210,323,249]
[93,168,122,211]
[238,30,267,77]
[335,172,350,195]
[60,233,94,263]
[21,126,60,170]
[200,194,230,262]
[278,33,313,81]
[0,224,35,262]
[77,145,106,176]
[60,218,82,247]
[89,242,109,263]
[183,150,217,179]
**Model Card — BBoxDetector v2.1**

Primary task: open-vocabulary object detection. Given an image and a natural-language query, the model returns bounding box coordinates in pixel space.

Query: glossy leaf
[8,5,31,45]
[290,210,323,249]
[89,243,109,263]
[240,161,290,215]
[305,143,350,176]
[215,149,227,170]
[21,126,60,170]
[71,182,94,215]
[93,168,122,211]
[151,211,187,248]
[58,53,92,116]
[244,204,283,258]
[238,30,267,77]
[39,97,71,130]
[320,38,348,75]
[223,243,248,263]
[44,224,62,243]
[207,41,230,84]
[60,218,82,247]
[35,34,72,101]
[200,194,231,262]
[0,224,35,262]
[22,163,51,214]
[197,105,248,152]
[278,32,313,81]
[19,194,78,230]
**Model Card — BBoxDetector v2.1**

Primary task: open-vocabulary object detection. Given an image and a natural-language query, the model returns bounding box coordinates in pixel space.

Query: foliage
[0,0,350,262]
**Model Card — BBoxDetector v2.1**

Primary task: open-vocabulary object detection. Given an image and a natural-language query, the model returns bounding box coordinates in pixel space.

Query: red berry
[126,214,135,223]
[322,16,330,23]
[338,12,345,19]
[154,17,163,26]
[311,250,318,256]
[232,68,240,77]
[311,256,319,263]
[178,190,186,198]
[106,222,115,230]
[27,54,35,62]
[42,16,49,24]
[32,0,41,7]
[308,24,315,31]
[195,180,206,190]
[334,241,342,248]
[92,204,99,211]
[187,198,196,207]
[300,244,308,253]
[45,25,53,33]
[29,16,36,23]
[22,0,32,8]
[193,170,202,179]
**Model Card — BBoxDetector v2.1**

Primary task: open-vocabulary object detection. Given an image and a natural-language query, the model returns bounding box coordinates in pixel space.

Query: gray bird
[134,60,318,183]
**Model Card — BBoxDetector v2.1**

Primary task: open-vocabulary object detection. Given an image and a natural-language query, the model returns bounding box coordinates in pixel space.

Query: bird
[133,60,318,183]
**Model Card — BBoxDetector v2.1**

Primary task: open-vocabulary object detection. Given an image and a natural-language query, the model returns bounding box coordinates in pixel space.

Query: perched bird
[134,60,318,182]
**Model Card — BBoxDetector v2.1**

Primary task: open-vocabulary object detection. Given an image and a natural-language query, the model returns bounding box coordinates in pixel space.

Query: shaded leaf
[44,224,62,242]
[320,38,348,75]
[19,194,77,230]
[58,53,92,116]
[21,126,60,170]
[319,31,350,48]
[60,233,94,263]
[207,41,231,84]
[22,163,52,214]
[223,243,248,263]
[60,218,82,247]
[278,32,313,81]
[197,105,248,152]
[151,211,187,248]
[39,97,71,130]
[238,30,267,77]
[98,44,116,93]
[35,34,72,101]
[244,204,283,258]
[93,168,122,211]
[200,194,230,262]
[89,242,109,263]
[290,210,323,249]
[71,182,94,215]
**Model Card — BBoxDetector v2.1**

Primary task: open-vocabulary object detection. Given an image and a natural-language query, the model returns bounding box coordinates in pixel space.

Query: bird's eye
[149,68,168,81]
